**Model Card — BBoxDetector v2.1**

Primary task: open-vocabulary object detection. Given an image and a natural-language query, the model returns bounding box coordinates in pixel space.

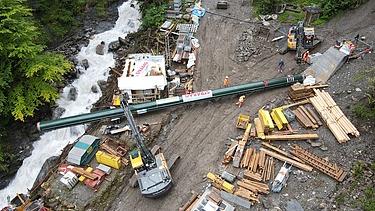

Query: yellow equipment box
[96,151,122,169]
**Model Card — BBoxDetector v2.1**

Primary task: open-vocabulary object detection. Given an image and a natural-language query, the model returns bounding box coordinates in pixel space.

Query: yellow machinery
[207,172,235,193]
[271,107,289,130]
[280,21,320,64]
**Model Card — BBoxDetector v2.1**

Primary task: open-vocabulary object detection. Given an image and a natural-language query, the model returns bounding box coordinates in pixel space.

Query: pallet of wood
[290,144,348,182]
[310,89,360,143]
[289,83,328,101]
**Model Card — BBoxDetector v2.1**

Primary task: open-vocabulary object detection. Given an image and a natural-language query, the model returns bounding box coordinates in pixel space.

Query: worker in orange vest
[236,95,245,108]
[302,50,310,64]
[223,76,229,87]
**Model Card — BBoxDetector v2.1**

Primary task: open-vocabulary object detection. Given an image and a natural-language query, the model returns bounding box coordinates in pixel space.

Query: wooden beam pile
[293,105,322,130]
[289,83,329,101]
[234,178,270,205]
[290,144,348,182]
[259,148,313,171]
[310,89,360,143]
[241,147,274,182]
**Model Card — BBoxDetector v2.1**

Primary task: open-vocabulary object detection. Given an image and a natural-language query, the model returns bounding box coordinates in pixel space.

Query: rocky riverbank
[0,0,127,191]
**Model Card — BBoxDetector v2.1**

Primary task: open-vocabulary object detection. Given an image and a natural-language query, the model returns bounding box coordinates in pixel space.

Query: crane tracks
[290,144,347,182]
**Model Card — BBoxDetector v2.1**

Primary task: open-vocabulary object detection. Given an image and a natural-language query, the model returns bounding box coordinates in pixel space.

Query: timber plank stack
[310,89,360,143]
[290,144,348,182]
[289,83,329,101]
[292,105,321,130]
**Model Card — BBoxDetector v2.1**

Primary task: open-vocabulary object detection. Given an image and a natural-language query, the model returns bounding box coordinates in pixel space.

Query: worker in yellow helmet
[236,95,245,108]
[112,90,121,107]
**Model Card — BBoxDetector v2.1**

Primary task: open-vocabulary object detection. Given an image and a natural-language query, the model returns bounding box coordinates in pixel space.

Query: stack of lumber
[258,109,274,133]
[222,140,238,164]
[241,147,274,182]
[310,89,360,143]
[235,179,269,205]
[292,105,322,130]
[289,83,328,101]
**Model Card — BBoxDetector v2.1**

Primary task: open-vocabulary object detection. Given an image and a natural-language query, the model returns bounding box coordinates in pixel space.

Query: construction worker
[278,59,284,73]
[223,76,229,87]
[302,50,310,64]
[236,95,245,108]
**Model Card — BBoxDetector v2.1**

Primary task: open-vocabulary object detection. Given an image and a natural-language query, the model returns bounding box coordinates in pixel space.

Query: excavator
[120,93,174,198]
[279,21,320,64]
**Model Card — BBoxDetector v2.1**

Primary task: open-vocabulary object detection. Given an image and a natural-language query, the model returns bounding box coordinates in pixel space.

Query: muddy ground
[46,0,375,210]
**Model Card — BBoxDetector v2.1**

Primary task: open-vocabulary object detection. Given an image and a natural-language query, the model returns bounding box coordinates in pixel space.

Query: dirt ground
[98,1,375,210]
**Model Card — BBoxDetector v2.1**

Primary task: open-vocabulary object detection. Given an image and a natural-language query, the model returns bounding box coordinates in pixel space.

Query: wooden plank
[265,134,319,140]
[254,117,265,139]
[261,142,304,163]
[306,107,323,126]
[281,99,310,109]
[299,105,318,126]
[179,191,199,211]
[259,148,313,171]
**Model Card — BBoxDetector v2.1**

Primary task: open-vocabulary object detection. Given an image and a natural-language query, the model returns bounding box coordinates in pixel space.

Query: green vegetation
[335,193,345,206]
[0,0,72,122]
[352,160,365,178]
[252,0,369,24]
[354,65,375,120]
[360,186,375,210]
[139,2,168,29]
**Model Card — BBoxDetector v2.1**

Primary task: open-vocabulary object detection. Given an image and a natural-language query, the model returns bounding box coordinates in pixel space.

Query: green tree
[0,0,72,122]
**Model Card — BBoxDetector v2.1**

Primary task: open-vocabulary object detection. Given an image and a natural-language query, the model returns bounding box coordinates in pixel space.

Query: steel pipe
[37,74,305,131]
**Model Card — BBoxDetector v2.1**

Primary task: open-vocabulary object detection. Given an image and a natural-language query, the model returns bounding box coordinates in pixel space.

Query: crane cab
[130,150,144,170]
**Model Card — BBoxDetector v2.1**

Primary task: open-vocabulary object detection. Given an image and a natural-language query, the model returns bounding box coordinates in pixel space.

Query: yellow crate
[96,151,122,169]
[236,114,250,129]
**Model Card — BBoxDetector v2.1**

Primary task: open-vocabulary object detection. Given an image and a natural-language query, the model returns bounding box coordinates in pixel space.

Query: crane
[120,93,173,198]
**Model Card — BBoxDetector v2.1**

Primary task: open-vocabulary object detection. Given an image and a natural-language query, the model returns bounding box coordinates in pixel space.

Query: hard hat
[241,95,245,98]
[226,76,229,78]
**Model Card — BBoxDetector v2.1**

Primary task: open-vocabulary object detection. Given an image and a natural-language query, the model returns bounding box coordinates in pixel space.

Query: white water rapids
[0,1,141,207]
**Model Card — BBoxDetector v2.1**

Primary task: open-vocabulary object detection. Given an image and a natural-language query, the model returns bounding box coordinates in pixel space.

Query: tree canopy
[0,0,72,122]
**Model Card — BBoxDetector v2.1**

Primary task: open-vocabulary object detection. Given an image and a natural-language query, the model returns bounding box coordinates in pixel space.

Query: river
[0,1,141,207]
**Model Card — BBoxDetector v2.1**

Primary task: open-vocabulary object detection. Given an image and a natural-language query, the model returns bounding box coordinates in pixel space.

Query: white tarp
[118,75,167,90]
